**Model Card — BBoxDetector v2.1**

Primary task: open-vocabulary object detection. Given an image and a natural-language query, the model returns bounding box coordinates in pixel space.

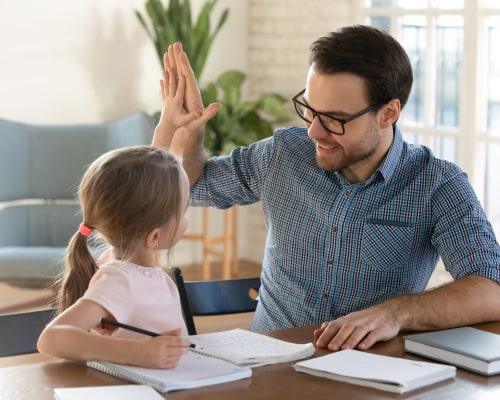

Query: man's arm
[153,42,220,186]
[314,275,500,351]
[172,127,211,187]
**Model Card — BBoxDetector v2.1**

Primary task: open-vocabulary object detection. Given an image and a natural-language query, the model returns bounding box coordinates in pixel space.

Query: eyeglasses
[292,89,381,135]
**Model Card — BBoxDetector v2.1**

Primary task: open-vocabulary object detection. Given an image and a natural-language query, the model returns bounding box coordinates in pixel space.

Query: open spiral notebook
[189,328,315,367]
[87,328,315,393]
[87,351,251,393]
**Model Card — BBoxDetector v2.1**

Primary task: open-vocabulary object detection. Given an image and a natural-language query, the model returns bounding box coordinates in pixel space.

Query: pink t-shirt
[79,260,187,338]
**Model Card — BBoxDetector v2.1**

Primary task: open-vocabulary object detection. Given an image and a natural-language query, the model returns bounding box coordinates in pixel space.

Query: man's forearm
[182,150,208,187]
[394,275,500,331]
[153,124,208,186]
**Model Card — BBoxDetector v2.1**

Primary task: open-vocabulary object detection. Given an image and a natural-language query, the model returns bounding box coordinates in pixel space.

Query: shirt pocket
[361,218,415,271]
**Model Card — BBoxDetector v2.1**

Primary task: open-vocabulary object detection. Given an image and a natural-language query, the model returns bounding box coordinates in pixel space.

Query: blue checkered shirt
[190,126,500,332]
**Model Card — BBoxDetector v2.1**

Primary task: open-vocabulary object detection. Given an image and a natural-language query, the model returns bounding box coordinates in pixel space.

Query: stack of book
[404,326,500,376]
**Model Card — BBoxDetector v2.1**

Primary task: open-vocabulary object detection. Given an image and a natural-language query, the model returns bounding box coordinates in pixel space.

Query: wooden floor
[0,260,262,334]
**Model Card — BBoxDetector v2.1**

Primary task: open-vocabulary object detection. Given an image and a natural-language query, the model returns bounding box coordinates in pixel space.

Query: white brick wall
[247,0,355,98]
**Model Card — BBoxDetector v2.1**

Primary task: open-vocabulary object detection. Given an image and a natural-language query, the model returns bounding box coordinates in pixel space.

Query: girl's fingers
[163,50,169,71]
[159,78,165,101]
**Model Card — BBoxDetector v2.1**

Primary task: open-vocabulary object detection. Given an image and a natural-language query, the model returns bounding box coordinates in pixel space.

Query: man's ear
[146,228,161,249]
[379,99,401,128]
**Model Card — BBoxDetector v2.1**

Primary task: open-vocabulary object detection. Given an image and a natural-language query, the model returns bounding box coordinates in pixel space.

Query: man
[155,25,500,351]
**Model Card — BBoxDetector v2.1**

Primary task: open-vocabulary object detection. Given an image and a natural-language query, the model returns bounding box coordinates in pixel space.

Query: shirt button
[322,292,328,300]
[327,260,333,266]
[344,190,350,197]
[332,225,338,232]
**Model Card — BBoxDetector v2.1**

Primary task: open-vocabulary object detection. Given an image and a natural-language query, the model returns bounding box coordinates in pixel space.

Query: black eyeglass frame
[292,89,382,135]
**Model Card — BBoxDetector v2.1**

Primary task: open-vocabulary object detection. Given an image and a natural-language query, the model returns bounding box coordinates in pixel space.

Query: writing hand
[139,327,191,369]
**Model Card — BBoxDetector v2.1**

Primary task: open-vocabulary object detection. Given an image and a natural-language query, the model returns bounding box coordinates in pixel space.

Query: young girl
[37,145,193,368]
[37,61,218,369]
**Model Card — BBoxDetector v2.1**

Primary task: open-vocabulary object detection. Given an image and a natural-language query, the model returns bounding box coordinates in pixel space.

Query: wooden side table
[183,207,238,280]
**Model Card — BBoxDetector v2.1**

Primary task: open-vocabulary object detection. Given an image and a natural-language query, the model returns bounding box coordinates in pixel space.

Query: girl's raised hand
[154,67,201,149]
[153,43,221,153]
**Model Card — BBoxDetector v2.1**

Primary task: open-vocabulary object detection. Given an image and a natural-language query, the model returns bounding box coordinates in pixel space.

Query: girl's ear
[379,99,401,128]
[146,228,161,249]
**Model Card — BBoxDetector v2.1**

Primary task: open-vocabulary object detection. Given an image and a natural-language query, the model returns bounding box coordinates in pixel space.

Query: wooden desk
[2,323,500,399]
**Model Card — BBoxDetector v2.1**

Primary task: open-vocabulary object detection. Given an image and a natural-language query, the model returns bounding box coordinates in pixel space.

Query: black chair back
[0,308,55,357]
[168,267,260,335]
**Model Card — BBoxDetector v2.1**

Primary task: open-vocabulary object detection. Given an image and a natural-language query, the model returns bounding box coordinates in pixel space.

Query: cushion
[0,112,155,201]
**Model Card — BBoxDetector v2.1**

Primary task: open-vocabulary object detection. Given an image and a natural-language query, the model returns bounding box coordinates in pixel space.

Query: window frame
[359,0,500,235]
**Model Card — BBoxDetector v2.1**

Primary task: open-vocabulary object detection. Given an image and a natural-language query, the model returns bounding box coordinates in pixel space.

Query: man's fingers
[205,103,222,118]
[333,325,370,351]
[178,111,202,126]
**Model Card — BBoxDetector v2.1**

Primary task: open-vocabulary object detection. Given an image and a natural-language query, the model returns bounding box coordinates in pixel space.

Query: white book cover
[293,349,456,394]
[54,385,164,400]
[404,327,500,375]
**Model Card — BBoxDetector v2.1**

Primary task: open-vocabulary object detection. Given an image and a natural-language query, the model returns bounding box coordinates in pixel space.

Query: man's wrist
[384,295,413,331]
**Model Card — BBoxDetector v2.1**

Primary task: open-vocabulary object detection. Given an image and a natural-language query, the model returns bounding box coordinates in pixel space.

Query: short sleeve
[81,264,134,323]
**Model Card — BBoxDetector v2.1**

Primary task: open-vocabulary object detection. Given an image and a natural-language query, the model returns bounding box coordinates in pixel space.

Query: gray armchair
[0,112,155,297]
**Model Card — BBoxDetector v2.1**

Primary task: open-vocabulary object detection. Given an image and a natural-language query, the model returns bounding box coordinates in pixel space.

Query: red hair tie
[79,223,94,237]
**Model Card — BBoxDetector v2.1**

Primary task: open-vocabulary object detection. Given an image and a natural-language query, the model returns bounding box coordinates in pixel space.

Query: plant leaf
[258,93,290,122]
[135,0,289,155]
[201,82,218,105]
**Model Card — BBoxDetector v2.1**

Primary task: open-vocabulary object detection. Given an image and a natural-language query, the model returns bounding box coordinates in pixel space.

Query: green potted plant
[135,0,228,81]
[201,70,289,155]
[135,0,290,155]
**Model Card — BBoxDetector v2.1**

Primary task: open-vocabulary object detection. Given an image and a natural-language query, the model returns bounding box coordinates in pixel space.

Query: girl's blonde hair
[56,145,183,312]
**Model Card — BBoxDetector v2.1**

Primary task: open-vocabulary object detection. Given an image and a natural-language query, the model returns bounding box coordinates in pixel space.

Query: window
[362,0,500,236]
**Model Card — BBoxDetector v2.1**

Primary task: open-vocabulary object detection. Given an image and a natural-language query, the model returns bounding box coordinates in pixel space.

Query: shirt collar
[376,125,403,183]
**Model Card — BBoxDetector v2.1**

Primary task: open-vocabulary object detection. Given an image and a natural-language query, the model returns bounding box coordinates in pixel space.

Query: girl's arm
[37,299,190,369]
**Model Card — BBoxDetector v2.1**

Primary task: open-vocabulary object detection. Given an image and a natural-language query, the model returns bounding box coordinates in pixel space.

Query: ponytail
[55,229,99,313]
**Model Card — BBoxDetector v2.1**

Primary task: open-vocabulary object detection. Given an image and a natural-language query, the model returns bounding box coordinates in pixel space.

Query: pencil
[100,317,195,348]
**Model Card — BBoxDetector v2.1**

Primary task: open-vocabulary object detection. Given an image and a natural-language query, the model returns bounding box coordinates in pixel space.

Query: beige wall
[0,0,357,265]
[0,0,249,266]
[0,0,247,124]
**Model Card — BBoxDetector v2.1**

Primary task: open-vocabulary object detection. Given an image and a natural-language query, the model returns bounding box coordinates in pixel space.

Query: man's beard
[315,126,380,173]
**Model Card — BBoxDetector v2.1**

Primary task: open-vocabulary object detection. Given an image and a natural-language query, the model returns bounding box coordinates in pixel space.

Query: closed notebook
[293,349,456,394]
[189,328,315,367]
[87,350,251,393]
[54,385,164,400]
[404,327,500,376]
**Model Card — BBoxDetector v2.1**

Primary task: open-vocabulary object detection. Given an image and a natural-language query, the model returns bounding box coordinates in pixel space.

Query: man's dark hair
[310,25,413,108]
